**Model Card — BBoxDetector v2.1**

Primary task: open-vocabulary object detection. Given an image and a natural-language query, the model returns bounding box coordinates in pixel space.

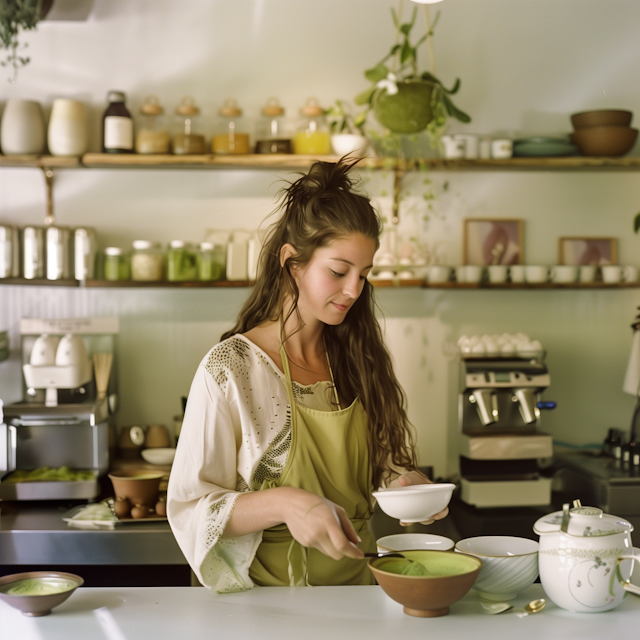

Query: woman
[167,158,447,593]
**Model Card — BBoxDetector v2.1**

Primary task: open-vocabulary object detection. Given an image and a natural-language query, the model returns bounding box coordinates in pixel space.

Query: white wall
[2,0,640,478]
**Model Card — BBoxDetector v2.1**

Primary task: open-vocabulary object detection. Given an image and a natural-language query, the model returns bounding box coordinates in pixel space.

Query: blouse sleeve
[167,360,262,593]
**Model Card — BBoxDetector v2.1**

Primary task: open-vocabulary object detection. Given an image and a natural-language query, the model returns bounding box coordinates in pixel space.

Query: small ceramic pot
[0,99,46,155]
[534,503,640,612]
[331,133,369,157]
[47,98,88,156]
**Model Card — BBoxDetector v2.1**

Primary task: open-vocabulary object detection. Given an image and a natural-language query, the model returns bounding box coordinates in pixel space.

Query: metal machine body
[458,357,554,508]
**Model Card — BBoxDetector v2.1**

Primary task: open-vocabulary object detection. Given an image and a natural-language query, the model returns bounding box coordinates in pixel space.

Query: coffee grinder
[458,352,555,509]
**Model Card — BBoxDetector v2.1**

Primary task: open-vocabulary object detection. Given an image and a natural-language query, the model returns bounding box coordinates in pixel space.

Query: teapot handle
[617,555,640,597]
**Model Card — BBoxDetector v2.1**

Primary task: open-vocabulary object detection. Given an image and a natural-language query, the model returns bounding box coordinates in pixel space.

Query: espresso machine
[458,346,555,509]
[0,317,119,501]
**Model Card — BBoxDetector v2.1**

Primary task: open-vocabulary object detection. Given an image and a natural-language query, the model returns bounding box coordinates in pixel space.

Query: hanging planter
[355,3,470,137]
[0,0,46,82]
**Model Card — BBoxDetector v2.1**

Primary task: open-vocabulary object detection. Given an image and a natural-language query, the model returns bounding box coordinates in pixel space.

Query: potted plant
[325,99,370,157]
[355,3,470,142]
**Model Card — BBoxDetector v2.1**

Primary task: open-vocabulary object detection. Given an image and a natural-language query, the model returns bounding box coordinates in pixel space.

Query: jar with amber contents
[255,97,292,154]
[212,99,250,155]
[135,95,170,154]
[172,96,207,155]
[293,97,331,155]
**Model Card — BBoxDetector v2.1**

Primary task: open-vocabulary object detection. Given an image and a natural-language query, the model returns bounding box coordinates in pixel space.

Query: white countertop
[2,584,640,639]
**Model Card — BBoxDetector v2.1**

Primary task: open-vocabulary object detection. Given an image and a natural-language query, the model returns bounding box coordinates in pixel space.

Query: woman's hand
[393,471,449,526]
[283,488,364,560]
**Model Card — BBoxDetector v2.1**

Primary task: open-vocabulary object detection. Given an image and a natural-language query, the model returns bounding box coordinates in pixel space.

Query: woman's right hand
[282,487,364,561]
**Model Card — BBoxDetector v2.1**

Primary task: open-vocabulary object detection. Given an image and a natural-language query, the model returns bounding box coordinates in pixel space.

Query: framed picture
[558,237,617,265]
[463,218,524,266]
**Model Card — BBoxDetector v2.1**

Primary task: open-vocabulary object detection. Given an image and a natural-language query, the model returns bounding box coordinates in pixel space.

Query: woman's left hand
[394,471,449,526]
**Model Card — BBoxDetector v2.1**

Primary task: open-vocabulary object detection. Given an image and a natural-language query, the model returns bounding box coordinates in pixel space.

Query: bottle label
[104,116,133,150]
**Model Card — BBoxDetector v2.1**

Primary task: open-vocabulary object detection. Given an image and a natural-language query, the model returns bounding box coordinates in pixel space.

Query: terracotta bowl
[571,109,633,129]
[570,125,638,157]
[368,550,482,617]
[0,571,83,617]
[108,470,164,515]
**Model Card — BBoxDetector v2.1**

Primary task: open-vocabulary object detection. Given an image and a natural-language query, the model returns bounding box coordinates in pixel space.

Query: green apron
[249,345,376,587]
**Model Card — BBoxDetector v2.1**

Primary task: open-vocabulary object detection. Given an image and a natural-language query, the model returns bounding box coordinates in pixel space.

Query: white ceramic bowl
[455,536,539,601]
[377,533,455,554]
[372,483,455,523]
[141,448,176,465]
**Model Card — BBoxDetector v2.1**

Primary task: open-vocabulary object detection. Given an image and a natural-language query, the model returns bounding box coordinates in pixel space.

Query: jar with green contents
[167,240,197,281]
[131,240,164,281]
[196,241,226,281]
[103,247,130,281]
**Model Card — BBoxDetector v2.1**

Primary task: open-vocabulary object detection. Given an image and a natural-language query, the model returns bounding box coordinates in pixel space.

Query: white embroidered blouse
[167,335,338,593]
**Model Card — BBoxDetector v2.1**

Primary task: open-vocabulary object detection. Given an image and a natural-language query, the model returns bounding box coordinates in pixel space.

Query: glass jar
[196,241,226,281]
[0,224,19,278]
[167,240,197,281]
[293,97,331,154]
[131,240,164,281]
[102,90,133,153]
[212,99,250,155]
[255,97,292,154]
[103,247,131,281]
[135,95,170,154]
[172,96,207,155]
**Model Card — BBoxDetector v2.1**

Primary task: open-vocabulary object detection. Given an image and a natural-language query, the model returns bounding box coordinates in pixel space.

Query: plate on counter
[513,137,578,157]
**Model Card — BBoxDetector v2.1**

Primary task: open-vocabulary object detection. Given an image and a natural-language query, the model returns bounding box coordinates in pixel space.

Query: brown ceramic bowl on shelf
[108,470,164,518]
[0,571,83,617]
[571,109,633,129]
[570,125,638,157]
[368,550,482,618]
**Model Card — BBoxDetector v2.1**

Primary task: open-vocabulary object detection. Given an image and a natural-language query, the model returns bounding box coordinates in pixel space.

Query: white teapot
[534,501,640,612]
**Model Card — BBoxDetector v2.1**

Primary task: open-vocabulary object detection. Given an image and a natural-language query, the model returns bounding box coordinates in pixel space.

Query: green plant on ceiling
[0,0,43,82]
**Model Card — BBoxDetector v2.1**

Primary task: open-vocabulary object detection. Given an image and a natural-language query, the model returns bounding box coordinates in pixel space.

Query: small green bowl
[369,550,482,618]
[0,571,83,617]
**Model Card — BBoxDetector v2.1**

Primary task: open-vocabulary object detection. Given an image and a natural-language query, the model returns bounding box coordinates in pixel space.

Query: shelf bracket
[391,162,405,225]
[41,167,55,225]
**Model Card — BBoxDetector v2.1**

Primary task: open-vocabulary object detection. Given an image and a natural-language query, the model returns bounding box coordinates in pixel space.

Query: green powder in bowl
[2,578,78,596]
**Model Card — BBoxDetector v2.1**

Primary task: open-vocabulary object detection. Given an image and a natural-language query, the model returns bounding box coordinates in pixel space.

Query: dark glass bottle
[102,90,133,153]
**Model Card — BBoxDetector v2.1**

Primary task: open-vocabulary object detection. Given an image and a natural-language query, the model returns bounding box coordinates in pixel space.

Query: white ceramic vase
[47,99,89,156]
[1,99,46,155]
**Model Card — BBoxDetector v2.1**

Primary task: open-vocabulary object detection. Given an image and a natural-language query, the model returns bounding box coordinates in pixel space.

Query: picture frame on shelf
[558,237,617,265]
[463,218,524,266]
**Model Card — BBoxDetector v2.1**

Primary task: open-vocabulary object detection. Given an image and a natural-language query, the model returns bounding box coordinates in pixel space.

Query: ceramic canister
[0,99,46,155]
[48,99,89,156]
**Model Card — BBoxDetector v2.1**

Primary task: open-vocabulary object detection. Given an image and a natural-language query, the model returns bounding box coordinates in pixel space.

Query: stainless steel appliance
[458,357,555,508]
[0,317,119,501]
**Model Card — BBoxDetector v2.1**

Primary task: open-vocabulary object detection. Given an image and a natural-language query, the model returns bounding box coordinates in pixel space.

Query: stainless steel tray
[0,477,99,500]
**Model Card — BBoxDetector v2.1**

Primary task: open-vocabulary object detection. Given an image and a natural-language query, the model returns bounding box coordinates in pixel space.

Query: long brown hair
[221,157,417,488]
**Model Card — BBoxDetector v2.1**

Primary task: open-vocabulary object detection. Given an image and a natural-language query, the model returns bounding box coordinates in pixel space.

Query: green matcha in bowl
[369,550,482,618]
[0,571,83,617]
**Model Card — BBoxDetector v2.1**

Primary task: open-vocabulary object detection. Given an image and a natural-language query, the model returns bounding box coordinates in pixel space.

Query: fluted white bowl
[455,536,539,601]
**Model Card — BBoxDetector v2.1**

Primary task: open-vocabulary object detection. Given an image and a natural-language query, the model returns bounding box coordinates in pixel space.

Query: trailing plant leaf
[0,0,42,82]
[633,211,640,234]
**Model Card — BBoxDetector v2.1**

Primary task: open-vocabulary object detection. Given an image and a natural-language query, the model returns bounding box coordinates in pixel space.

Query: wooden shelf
[2,278,639,290]
[4,153,640,171]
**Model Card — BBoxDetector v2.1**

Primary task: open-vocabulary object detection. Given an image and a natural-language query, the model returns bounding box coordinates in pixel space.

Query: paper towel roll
[623,330,640,395]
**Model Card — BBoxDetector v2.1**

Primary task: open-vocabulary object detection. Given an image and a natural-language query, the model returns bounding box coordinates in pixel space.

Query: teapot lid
[534,502,633,537]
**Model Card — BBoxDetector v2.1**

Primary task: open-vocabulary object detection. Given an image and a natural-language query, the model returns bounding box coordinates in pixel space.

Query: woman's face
[291,233,377,326]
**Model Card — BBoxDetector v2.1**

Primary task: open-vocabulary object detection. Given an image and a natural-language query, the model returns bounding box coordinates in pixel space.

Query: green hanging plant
[355,3,470,137]
[0,0,43,82]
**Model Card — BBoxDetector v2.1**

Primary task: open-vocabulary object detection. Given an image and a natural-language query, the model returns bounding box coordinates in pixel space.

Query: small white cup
[579,265,597,283]
[479,137,492,159]
[487,265,509,283]
[525,265,553,283]
[491,139,513,159]
[428,265,453,283]
[453,134,479,159]
[440,135,466,159]
[455,265,484,283]
[509,265,525,283]
[602,265,639,283]
[552,265,578,284]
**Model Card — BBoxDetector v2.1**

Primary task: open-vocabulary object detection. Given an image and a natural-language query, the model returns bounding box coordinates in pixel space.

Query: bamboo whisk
[93,352,113,400]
